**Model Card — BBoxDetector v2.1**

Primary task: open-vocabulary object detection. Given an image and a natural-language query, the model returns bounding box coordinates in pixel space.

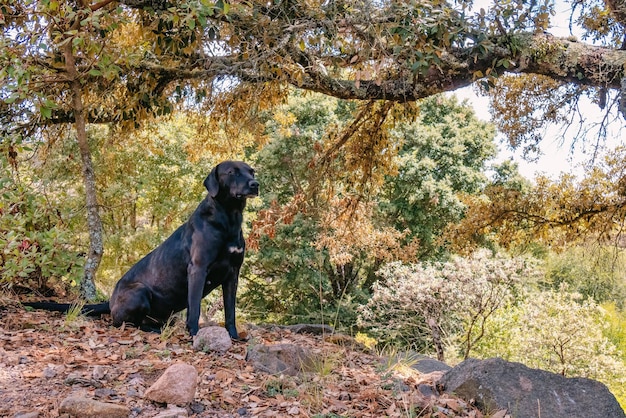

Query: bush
[357,250,537,361]
[0,171,83,294]
[472,286,626,407]
[542,246,626,307]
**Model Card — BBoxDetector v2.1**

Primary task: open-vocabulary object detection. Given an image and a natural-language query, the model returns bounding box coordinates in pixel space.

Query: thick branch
[142,33,626,102]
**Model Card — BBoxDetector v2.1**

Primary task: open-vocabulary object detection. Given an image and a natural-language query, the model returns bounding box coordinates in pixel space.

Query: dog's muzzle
[235,180,259,199]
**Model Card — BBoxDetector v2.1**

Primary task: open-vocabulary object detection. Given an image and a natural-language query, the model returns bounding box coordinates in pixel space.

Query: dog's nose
[249,180,259,189]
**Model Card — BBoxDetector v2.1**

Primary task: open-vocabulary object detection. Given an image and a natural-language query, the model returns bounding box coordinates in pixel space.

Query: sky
[454,0,625,180]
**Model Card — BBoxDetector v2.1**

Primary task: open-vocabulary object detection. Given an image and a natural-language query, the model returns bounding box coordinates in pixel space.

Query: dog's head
[204,161,259,200]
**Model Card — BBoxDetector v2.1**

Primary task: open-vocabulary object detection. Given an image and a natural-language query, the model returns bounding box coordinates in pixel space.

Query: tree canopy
[1,0,625,296]
[2,0,625,138]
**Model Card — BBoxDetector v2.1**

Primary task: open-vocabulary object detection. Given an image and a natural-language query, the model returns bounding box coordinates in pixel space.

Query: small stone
[127,388,141,398]
[190,402,205,414]
[13,412,39,418]
[59,395,129,418]
[94,388,117,399]
[128,376,145,387]
[42,366,57,379]
[92,365,107,380]
[246,343,318,376]
[153,405,188,418]
[237,407,248,416]
[144,363,198,406]
[192,326,232,353]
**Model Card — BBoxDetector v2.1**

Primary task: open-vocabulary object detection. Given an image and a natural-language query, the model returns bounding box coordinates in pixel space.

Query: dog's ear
[204,164,220,197]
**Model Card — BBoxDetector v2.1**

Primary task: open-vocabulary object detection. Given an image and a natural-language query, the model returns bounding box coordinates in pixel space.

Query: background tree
[242,92,497,326]
[446,146,626,253]
[2,0,626,297]
[379,95,497,258]
[357,250,536,361]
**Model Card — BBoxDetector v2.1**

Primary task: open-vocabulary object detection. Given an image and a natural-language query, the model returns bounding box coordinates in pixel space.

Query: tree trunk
[426,317,445,362]
[64,43,103,301]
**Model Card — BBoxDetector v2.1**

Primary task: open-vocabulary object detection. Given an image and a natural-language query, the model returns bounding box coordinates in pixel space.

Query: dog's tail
[23,301,110,316]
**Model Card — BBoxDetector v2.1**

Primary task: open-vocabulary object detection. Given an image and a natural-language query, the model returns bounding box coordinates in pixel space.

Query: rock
[43,365,59,379]
[152,405,189,418]
[58,395,129,418]
[13,412,39,418]
[282,324,334,335]
[144,363,198,406]
[94,388,118,399]
[192,326,233,353]
[64,373,103,388]
[92,365,107,380]
[189,402,205,414]
[409,353,451,373]
[246,343,318,376]
[384,352,451,374]
[440,358,626,418]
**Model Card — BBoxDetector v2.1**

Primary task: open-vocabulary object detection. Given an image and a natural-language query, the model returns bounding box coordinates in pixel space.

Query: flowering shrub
[472,286,626,406]
[357,250,538,360]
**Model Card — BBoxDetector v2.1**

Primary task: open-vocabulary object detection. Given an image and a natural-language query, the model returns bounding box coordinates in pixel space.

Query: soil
[0,303,481,417]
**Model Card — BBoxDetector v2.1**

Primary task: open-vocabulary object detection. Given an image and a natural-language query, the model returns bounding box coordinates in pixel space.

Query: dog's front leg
[222,271,240,340]
[187,262,208,336]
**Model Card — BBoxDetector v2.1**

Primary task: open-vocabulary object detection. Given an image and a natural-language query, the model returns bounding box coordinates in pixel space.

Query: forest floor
[0,300,482,418]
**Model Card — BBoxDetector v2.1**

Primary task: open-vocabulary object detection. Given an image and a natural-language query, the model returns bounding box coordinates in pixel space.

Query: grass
[376,346,422,377]
[159,313,186,342]
[63,301,85,326]
[298,349,343,412]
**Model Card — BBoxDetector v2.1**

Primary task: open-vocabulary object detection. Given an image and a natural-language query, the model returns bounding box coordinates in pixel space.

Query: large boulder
[440,358,625,418]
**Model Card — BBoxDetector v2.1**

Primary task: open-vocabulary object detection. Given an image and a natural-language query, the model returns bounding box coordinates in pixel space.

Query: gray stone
[385,351,451,374]
[144,363,198,406]
[192,326,233,353]
[246,343,318,376]
[13,412,39,418]
[153,405,189,418]
[282,324,334,335]
[92,365,107,380]
[58,395,129,418]
[410,354,451,374]
[440,357,626,418]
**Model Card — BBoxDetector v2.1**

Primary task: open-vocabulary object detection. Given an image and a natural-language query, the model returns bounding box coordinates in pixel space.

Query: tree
[4,1,625,139]
[3,0,625,295]
[446,146,626,252]
[243,91,498,327]
[379,95,497,257]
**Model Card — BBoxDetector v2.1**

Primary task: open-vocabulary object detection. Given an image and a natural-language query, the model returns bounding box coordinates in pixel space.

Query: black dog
[25,160,258,339]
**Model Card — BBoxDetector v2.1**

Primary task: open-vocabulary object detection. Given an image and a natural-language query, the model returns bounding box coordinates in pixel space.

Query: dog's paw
[230,330,249,342]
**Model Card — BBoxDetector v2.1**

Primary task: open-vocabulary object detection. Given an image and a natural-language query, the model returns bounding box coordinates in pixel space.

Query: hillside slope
[0,305,481,418]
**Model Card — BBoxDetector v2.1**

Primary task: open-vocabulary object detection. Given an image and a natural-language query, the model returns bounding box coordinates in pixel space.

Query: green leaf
[89,69,103,76]
[5,95,18,104]
[40,106,52,119]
